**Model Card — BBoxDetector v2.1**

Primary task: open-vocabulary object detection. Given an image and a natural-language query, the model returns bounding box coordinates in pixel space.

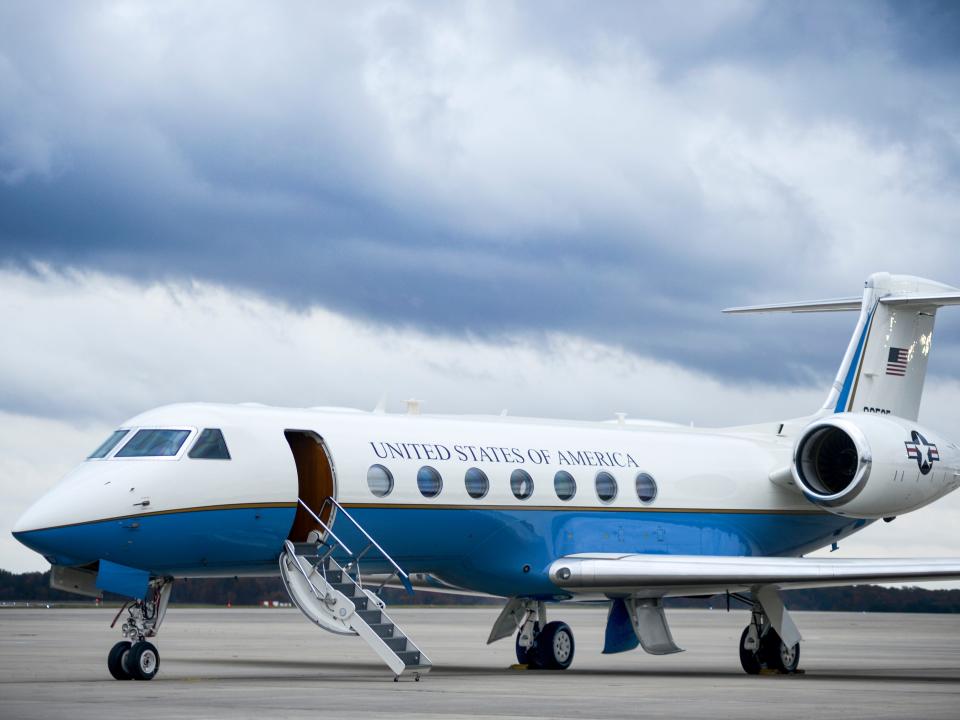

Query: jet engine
[792,413,959,519]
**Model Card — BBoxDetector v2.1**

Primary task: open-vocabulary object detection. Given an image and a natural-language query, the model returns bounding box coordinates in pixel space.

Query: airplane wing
[549,553,960,597]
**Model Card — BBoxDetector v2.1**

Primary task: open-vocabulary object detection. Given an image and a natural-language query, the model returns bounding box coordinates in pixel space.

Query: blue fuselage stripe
[13,505,869,597]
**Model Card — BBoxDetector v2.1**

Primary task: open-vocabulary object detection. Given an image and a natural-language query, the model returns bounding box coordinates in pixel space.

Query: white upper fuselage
[15,402,817,535]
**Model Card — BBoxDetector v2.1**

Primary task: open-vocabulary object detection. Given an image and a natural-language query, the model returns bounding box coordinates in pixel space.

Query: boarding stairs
[279,498,431,680]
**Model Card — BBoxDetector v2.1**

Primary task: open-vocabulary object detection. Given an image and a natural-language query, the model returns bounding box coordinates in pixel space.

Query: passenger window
[188,429,231,459]
[595,471,617,503]
[636,472,658,503]
[116,429,191,457]
[554,471,576,501]
[367,464,394,497]
[417,466,443,498]
[510,469,534,500]
[465,467,489,499]
[88,429,129,459]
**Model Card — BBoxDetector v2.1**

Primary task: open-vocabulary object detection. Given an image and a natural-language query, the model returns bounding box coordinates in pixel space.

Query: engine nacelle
[792,413,960,519]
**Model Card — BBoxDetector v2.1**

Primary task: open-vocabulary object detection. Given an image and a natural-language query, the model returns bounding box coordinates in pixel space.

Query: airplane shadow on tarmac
[172,657,960,686]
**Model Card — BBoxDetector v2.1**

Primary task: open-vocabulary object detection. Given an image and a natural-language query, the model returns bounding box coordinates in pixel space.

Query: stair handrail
[297,498,352,556]
[319,496,411,586]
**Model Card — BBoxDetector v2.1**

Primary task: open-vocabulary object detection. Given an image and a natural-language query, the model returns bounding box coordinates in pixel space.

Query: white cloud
[2,266,960,582]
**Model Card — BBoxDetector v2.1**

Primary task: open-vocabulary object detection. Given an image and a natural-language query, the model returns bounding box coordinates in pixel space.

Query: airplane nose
[13,496,68,566]
[12,475,94,567]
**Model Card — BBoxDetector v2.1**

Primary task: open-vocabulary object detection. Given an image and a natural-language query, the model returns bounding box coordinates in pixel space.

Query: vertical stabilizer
[725,272,960,423]
[825,273,947,422]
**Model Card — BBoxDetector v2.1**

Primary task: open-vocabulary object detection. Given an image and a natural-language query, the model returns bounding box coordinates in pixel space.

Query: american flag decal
[886,347,908,376]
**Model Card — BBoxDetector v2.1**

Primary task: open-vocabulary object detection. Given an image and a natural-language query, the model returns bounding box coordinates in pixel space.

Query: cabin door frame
[284,429,337,542]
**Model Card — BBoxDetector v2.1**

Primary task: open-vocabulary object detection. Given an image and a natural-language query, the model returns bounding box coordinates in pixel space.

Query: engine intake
[793,417,872,508]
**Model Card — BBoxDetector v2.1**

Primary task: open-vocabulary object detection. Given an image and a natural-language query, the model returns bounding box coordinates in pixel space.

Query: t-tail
[724,272,960,422]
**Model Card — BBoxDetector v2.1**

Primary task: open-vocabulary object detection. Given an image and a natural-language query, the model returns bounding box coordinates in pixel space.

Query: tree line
[3,568,959,612]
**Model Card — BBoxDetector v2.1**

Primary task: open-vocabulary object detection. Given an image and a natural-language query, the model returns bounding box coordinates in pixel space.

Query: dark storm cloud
[1,1,959,384]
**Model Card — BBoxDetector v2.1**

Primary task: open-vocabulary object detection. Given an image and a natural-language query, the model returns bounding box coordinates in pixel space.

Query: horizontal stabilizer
[879,291,960,307]
[722,297,862,314]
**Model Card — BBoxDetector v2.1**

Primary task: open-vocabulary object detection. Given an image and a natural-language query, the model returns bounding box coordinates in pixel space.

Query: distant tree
[2,568,958,611]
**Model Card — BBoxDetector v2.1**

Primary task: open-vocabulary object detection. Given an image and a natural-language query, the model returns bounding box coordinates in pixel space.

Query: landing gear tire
[127,640,160,681]
[533,621,575,670]
[761,628,800,674]
[738,627,762,675]
[516,622,540,667]
[107,641,133,680]
[739,626,800,675]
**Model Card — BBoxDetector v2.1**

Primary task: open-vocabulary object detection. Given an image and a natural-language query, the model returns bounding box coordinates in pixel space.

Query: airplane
[12,271,960,682]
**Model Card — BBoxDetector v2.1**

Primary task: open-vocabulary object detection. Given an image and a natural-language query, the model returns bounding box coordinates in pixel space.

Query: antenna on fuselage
[373,395,387,414]
[405,399,421,415]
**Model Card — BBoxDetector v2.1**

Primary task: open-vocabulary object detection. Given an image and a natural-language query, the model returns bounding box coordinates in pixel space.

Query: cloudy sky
[2,1,960,575]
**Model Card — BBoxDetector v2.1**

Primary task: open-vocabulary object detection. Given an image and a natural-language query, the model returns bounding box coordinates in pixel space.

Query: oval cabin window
[636,472,658,503]
[417,465,443,498]
[554,470,576,501]
[367,464,394,498]
[465,467,489,499]
[595,471,617,503]
[510,469,534,500]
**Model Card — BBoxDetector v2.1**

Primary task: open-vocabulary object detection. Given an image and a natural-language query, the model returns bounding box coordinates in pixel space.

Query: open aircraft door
[284,430,337,543]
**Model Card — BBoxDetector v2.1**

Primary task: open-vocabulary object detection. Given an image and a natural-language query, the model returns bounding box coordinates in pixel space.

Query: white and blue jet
[13,271,960,681]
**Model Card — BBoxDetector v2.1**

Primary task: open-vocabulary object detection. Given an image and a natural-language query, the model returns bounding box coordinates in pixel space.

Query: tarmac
[1,606,959,719]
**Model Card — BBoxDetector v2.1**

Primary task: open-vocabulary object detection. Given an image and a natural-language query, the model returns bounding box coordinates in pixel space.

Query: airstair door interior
[285,430,335,542]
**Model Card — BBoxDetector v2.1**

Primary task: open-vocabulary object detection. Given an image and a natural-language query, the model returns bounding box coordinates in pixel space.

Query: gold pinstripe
[17,502,297,533]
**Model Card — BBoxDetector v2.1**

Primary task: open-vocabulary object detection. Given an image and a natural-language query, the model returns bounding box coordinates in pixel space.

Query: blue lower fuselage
[14,504,869,597]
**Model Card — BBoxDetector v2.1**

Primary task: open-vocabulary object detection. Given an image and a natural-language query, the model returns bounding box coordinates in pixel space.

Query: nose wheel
[107,641,133,680]
[108,640,160,680]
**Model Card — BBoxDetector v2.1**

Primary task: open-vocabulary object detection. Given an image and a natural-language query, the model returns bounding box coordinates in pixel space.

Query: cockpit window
[88,430,130,459]
[188,428,231,460]
[116,429,191,458]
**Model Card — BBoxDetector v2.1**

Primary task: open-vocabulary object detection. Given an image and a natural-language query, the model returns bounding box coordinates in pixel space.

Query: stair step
[384,636,408,652]
[358,609,383,624]
[396,650,421,666]
[331,582,356,597]
[367,623,395,639]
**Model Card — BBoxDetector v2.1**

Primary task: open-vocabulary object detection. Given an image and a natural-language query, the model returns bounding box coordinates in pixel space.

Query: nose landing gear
[106,578,172,681]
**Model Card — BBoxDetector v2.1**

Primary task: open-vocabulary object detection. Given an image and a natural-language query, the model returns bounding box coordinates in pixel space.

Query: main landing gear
[107,578,172,681]
[738,601,800,675]
[514,602,575,670]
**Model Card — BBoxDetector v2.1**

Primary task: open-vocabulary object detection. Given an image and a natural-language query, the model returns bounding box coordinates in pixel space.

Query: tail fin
[724,272,960,422]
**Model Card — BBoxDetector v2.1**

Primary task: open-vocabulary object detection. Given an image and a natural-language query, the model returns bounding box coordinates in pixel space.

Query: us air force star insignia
[904,430,940,475]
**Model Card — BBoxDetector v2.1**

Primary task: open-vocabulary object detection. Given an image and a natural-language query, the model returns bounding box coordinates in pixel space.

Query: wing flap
[549,554,960,596]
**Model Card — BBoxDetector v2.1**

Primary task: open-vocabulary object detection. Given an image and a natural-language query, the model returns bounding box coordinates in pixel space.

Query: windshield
[115,429,191,458]
[87,430,130,459]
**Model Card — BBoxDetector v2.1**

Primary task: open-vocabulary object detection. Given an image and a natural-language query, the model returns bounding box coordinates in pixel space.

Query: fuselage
[13,402,868,598]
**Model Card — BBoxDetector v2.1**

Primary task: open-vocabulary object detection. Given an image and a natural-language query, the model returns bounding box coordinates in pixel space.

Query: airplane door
[284,430,337,542]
